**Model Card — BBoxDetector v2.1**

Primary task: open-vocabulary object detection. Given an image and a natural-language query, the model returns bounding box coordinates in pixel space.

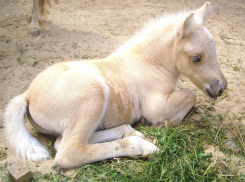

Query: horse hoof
[29,29,40,38]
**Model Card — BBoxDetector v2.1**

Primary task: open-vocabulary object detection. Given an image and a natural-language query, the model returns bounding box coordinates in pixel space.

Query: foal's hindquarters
[24,62,158,168]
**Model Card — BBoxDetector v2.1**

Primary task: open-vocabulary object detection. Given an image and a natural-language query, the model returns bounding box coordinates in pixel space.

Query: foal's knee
[55,146,86,169]
[182,88,197,105]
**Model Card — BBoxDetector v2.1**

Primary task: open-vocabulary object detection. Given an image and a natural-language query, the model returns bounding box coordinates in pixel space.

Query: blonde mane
[110,11,190,57]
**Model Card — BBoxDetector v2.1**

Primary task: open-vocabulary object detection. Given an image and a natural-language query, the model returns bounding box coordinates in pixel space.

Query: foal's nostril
[218,88,224,95]
[209,79,226,98]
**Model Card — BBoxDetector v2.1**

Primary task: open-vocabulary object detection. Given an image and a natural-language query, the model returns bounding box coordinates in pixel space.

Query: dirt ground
[0,0,244,179]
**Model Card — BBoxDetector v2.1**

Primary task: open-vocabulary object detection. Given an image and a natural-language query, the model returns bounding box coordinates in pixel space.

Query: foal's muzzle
[205,79,227,98]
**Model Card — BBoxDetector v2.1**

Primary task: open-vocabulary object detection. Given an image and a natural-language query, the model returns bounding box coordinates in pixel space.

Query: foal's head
[176,2,227,98]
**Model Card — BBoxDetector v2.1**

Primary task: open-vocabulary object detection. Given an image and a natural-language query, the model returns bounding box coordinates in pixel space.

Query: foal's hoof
[138,138,159,157]
[131,131,145,139]
[142,143,159,157]
[29,29,40,38]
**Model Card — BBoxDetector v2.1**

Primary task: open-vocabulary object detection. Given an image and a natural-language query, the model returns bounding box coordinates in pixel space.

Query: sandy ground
[0,0,245,179]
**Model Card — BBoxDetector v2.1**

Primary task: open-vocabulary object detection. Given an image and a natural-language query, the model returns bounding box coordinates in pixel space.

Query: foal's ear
[182,13,194,37]
[182,2,211,37]
[194,2,211,24]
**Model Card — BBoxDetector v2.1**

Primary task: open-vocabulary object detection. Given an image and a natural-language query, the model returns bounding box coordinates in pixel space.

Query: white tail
[4,93,50,161]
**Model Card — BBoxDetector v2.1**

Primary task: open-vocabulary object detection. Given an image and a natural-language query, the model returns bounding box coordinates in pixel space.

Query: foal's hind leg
[56,95,158,168]
[54,124,145,151]
[55,114,157,168]
[56,133,157,168]
[89,124,145,144]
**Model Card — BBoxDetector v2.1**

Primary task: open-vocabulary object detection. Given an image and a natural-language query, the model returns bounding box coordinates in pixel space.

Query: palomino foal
[5,2,227,168]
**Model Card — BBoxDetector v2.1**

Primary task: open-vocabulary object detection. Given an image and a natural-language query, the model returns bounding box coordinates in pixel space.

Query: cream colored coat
[4,2,227,168]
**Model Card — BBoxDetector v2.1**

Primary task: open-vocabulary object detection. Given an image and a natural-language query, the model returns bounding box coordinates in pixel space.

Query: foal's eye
[190,56,201,62]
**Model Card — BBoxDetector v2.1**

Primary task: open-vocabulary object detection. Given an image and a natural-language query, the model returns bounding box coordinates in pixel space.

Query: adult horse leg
[29,0,41,37]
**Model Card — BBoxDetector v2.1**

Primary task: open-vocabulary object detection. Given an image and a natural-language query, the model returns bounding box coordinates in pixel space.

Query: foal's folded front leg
[164,88,196,126]
[146,88,196,127]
